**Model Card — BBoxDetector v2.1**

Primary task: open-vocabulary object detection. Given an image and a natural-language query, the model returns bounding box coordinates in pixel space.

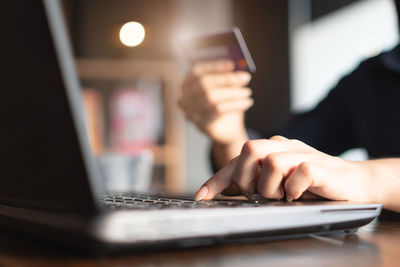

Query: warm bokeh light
[119,21,145,47]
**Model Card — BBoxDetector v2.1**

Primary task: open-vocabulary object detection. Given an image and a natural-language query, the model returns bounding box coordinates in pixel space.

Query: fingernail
[194,185,209,201]
[287,197,293,202]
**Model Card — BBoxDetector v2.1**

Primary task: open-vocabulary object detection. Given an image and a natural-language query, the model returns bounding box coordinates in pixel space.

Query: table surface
[0,216,398,267]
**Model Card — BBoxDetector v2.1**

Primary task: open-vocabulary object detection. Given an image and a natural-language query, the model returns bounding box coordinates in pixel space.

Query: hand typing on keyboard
[194,136,389,207]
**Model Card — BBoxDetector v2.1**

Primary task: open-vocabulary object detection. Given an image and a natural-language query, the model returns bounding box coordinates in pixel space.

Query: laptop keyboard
[100,193,266,210]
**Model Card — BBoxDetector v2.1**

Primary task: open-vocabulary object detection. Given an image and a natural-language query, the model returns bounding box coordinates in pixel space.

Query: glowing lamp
[119,21,145,47]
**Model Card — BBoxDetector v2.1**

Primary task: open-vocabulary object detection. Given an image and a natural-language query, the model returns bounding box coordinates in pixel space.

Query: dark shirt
[212,46,400,172]
[277,46,400,158]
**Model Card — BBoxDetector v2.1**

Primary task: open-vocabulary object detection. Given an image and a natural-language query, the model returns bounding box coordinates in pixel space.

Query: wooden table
[0,214,398,267]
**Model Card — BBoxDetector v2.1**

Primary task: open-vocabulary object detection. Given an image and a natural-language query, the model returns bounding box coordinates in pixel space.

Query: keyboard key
[101,193,266,210]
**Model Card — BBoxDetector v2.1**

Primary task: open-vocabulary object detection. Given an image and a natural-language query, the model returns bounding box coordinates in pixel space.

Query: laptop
[0,0,381,252]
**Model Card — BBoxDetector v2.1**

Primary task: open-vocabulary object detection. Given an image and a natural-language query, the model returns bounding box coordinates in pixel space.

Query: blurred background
[63,0,398,194]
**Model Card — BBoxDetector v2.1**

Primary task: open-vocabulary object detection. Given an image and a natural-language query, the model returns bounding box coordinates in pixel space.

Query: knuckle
[269,135,287,141]
[290,139,305,148]
[298,162,313,178]
[242,141,257,156]
[262,154,281,170]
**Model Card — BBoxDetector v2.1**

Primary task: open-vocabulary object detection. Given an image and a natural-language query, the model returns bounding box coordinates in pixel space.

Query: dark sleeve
[275,73,357,156]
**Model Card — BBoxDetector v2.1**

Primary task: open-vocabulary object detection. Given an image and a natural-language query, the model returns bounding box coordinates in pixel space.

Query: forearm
[363,158,400,212]
[212,133,248,170]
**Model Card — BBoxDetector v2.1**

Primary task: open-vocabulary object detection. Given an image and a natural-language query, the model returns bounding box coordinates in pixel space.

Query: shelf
[76,58,186,193]
[76,58,180,83]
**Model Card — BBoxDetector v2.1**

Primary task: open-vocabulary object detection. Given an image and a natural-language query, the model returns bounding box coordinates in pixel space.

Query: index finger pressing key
[194,156,240,201]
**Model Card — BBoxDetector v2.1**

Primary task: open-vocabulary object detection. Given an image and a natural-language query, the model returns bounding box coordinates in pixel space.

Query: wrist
[212,132,248,169]
[357,161,381,203]
[358,160,391,205]
[214,132,248,155]
[213,127,248,147]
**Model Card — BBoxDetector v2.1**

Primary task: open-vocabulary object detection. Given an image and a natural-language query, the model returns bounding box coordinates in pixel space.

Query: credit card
[182,27,256,73]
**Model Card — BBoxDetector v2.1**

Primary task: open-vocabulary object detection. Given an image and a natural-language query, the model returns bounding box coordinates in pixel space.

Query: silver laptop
[0,0,381,252]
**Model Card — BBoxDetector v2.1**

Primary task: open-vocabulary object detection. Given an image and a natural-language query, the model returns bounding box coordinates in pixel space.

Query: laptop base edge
[0,205,375,255]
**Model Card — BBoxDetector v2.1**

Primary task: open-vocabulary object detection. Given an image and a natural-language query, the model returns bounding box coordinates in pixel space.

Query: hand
[195,136,375,203]
[178,59,253,145]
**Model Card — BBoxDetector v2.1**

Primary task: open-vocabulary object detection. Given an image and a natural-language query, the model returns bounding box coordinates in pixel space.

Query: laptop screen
[0,0,98,214]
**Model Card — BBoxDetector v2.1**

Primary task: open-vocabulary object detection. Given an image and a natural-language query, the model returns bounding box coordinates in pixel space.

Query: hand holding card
[179,28,255,165]
[182,27,256,73]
